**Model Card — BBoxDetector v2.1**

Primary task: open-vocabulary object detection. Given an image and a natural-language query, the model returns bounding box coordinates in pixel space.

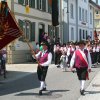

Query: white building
[60,0,99,43]
[6,0,59,63]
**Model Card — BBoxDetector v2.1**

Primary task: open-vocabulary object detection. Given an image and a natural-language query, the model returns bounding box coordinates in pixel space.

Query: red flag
[0,1,23,50]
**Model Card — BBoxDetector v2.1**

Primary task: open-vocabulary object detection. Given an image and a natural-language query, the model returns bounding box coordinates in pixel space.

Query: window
[83,30,85,39]
[84,0,86,2]
[23,21,31,41]
[48,25,54,38]
[82,9,84,21]
[90,12,92,24]
[96,11,98,14]
[18,0,24,5]
[37,0,46,11]
[30,22,35,41]
[42,0,46,11]
[85,10,87,22]
[79,29,82,41]
[71,27,74,40]
[79,7,81,21]
[70,4,74,19]
[86,30,88,39]
[18,20,35,42]
[29,0,35,8]
[55,27,59,38]
[18,19,24,41]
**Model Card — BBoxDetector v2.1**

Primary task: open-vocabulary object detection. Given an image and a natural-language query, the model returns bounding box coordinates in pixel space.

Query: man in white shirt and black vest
[70,40,92,95]
[32,41,52,95]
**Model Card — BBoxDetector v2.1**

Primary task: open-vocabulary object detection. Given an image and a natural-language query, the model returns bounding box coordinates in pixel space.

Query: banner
[0,1,23,50]
[52,0,59,26]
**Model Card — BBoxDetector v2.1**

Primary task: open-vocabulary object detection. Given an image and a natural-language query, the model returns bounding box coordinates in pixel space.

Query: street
[0,64,100,100]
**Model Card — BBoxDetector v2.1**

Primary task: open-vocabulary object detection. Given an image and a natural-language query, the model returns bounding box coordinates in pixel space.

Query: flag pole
[8,7,40,65]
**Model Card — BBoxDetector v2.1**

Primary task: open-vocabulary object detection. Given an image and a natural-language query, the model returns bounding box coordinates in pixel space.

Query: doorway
[38,23,45,45]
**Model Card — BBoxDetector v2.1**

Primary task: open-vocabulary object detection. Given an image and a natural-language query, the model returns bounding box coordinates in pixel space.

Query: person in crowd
[32,41,52,95]
[70,40,92,95]
[35,42,40,54]
[60,51,68,71]
[54,42,61,68]
[0,48,7,78]
[67,42,75,67]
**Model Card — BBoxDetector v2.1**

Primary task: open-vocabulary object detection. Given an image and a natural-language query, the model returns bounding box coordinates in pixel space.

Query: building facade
[60,0,98,43]
[93,0,100,40]
[6,0,59,63]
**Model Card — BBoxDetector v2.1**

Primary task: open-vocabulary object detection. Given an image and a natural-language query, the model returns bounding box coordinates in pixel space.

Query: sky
[92,0,100,5]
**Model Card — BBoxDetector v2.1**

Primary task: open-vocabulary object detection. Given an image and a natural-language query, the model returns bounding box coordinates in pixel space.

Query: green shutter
[18,19,23,41]
[18,0,24,5]
[30,22,35,41]
[37,0,39,9]
[29,0,35,8]
[42,0,46,11]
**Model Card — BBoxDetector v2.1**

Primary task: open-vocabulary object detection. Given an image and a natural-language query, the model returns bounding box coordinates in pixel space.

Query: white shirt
[32,50,52,67]
[70,49,92,69]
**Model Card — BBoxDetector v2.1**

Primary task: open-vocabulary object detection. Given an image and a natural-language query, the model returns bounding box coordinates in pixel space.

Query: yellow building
[94,2,100,40]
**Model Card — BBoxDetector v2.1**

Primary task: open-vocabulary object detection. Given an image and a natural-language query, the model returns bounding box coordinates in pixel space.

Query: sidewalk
[78,71,100,100]
[0,63,55,83]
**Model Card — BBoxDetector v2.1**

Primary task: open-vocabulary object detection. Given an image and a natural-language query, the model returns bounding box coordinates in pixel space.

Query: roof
[89,0,100,9]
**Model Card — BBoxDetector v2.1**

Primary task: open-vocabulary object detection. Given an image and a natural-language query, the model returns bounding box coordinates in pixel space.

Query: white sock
[44,81,46,88]
[40,81,44,90]
[80,80,85,90]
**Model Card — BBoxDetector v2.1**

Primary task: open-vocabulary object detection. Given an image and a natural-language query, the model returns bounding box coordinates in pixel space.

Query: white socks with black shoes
[80,80,85,95]
[80,80,85,90]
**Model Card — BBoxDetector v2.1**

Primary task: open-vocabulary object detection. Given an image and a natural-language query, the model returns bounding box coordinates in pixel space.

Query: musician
[70,41,92,95]
[32,41,52,95]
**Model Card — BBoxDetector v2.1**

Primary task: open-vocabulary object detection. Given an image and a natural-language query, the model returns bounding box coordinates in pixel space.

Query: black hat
[78,40,86,45]
[41,41,49,47]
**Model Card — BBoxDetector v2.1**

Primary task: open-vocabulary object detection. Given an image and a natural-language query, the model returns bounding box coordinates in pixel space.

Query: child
[60,52,68,71]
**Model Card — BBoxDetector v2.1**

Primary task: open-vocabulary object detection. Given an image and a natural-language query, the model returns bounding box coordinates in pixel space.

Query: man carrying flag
[70,40,92,95]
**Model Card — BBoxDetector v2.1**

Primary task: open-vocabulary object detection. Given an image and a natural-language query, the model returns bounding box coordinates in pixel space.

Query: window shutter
[30,22,35,41]
[55,27,59,37]
[18,19,23,41]
[37,0,39,9]
[42,0,46,11]
[18,0,24,5]
[29,0,35,8]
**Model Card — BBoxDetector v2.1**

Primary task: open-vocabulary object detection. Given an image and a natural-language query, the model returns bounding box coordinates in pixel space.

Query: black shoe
[39,90,42,95]
[80,90,85,95]
[57,65,60,68]
[42,87,46,91]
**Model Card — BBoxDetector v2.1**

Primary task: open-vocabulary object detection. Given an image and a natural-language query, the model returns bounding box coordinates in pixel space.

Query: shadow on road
[85,90,100,95]
[15,89,70,96]
[0,72,39,96]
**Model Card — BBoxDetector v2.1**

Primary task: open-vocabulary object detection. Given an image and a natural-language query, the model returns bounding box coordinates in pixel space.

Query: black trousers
[55,52,61,65]
[76,67,88,80]
[37,66,48,81]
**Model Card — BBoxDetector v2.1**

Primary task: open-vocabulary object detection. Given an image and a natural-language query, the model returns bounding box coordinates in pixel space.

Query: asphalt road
[0,65,100,100]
